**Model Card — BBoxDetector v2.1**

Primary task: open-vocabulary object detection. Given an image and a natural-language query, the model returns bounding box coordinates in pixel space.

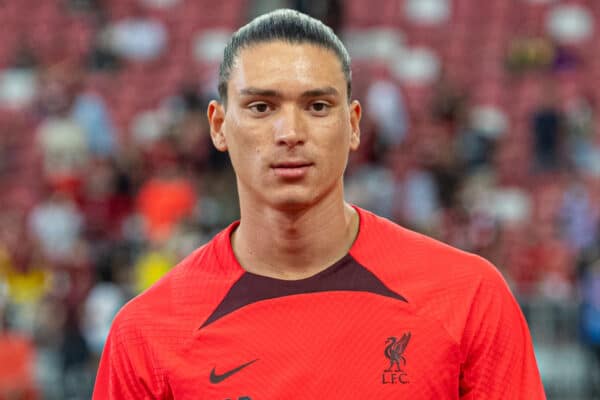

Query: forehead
[228,41,347,97]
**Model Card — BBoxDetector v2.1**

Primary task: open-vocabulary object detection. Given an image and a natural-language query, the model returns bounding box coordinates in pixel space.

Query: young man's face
[208,41,361,212]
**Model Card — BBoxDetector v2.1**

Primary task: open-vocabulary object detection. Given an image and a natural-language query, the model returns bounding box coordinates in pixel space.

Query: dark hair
[218,9,352,105]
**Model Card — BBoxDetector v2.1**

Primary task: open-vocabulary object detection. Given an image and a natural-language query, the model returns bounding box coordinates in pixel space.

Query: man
[94,9,546,399]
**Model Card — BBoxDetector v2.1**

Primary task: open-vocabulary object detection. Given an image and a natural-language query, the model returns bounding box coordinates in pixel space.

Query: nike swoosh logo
[209,359,258,384]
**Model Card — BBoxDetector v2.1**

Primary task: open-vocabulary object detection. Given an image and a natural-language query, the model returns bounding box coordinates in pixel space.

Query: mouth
[272,161,313,168]
[271,161,313,179]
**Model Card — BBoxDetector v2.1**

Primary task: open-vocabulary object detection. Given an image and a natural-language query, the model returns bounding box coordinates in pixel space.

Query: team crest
[382,332,411,384]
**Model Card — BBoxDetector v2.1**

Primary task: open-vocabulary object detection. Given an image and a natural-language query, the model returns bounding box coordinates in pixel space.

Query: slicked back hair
[218,9,352,106]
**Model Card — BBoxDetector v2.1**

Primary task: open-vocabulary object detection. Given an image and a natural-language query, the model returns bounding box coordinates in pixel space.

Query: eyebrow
[239,86,340,98]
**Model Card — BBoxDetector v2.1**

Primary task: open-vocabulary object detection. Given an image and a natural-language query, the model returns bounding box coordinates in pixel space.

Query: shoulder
[351,207,513,342]
[109,244,209,338]
[352,207,500,285]
[110,226,244,343]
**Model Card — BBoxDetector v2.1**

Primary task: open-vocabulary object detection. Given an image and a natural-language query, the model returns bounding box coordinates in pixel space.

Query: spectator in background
[36,114,88,189]
[419,122,462,210]
[81,158,133,240]
[564,92,596,172]
[0,240,49,332]
[455,106,507,173]
[344,161,395,219]
[131,243,174,294]
[36,67,90,193]
[11,43,39,70]
[166,82,216,172]
[0,210,32,273]
[104,5,167,62]
[387,144,440,234]
[33,295,67,400]
[87,11,123,73]
[529,182,576,305]
[0,43,39,111]
[531,83,564,172]
[365,67,409,151]
[0,282,39,400]
[580,258,600,396]
[36,62,119,197]
[72,91,118,158]
[82,267,127,358]
[561,177,599,252]
[430,69,468,133]
[551,44,581,73]
[28,191,83,264]
[136,164,196,243]
[505,37,554,75]
[60,309,92,399]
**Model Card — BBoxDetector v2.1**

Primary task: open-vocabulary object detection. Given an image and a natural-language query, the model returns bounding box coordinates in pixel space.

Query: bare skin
[208,41,361,280]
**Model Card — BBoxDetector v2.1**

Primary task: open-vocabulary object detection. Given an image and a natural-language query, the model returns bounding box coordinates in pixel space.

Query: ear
[207,100,227,152]
[349,100,361,151]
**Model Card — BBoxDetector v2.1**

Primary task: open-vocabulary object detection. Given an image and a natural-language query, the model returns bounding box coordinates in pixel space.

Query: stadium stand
[0,0,599,398]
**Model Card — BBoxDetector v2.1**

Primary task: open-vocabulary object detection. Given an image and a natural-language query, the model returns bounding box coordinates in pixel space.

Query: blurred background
[0,0,599,398]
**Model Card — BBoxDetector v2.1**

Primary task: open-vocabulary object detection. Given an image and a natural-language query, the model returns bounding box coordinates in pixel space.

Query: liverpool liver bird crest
[384,333,411,372]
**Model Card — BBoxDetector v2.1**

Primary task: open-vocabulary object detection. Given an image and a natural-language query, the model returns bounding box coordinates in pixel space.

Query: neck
[232,196,359,280]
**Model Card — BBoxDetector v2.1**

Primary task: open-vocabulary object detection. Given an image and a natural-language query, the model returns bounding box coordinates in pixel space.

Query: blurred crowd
[1,0,600,398]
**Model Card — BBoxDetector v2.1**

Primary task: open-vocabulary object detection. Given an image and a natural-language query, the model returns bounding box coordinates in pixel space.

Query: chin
[268,191,318,212]
[265,181,340,212]
[271,198,313,212]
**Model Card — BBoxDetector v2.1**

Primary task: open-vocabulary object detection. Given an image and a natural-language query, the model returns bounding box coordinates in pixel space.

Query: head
[208,10,361,212]
[218,9,352,107]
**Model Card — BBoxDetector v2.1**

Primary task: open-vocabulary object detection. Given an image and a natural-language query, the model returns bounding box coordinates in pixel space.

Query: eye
[248,102,272,114]
[309,101,331,114]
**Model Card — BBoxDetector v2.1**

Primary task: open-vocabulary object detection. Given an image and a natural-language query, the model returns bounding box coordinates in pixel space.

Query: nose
[274,105,306,147]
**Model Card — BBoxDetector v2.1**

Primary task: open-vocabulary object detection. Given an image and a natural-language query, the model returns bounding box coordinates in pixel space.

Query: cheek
[312,118,351,178]
[228,112,268,146]
[225,116,265,170]
[321,117,351,152]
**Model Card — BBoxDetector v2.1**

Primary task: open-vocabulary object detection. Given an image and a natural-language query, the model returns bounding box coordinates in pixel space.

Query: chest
[167,292,461,400]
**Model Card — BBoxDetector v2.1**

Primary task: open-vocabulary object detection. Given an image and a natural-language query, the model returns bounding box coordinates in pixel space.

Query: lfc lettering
[382,371,409,384]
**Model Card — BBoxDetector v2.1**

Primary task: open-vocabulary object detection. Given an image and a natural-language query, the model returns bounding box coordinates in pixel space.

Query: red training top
[93,207,546,399]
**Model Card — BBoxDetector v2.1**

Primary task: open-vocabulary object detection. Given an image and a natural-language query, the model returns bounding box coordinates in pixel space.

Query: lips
[272,161,313,168]
[271,160,313,179]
